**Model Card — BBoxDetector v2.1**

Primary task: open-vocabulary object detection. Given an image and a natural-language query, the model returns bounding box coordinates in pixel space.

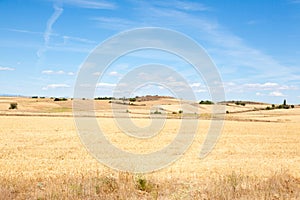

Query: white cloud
[92,17,136,30]
[247,20,259,25]
[67,72,75,75]
[189,83,207,93]
[4,28,43,35]
[290,0,300,4]
[0,66,15,71]
[109,71,121,76]
[61,0,116,9]
[190,83,201,87]
[269,91,285,97]
[96,82,116,87]
[129,2,296,82]
[244,82,279,90]
[42,70,75,75]
[93,72,101,76]
[62,35,96,44]
[42,84,70,90]
[151,0,210,11]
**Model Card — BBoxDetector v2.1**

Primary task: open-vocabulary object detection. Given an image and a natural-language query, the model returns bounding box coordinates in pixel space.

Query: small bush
[9,103,18,109]
[153,110,161,114]
[172,111,177,114]
[178,110,183,114]
[283,105,290,109]
[129,98,136,102]
[266,106,271,110]
[199,100,214,105]
[31,96,38,99]
[235,101,246,106]
[135,176,157,193]
[96,176,118,194]
[54,98,68,102]
[291,105,295,109]
[226,110,229,114]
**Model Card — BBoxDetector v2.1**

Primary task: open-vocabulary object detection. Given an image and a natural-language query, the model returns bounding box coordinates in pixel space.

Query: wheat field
[0,97,299,199]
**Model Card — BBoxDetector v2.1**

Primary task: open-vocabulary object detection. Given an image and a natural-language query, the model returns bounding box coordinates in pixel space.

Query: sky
[1,0,300,104]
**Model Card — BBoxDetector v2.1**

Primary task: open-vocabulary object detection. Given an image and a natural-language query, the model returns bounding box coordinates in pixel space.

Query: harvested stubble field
[0,97,299,199]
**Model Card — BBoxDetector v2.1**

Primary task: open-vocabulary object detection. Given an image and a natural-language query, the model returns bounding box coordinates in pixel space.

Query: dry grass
[0,171,299,199]
[0,97,299,199]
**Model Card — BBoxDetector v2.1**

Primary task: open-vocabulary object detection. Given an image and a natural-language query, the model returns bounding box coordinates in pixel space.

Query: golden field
[0,97,299,199]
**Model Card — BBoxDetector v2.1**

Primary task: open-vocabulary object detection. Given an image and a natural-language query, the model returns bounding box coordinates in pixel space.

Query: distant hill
[219,100,268,105]
[136,95,175,101]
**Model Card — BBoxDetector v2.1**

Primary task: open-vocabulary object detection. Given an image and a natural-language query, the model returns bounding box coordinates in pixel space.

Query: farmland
[0,97,299,199]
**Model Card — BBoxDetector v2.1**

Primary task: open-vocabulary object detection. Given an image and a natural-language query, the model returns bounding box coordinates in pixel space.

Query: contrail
[37,4,63,59]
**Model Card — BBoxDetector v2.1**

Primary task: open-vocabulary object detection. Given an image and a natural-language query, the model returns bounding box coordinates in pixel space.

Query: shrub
[226,110,229,114]
[283,105,290,109]
[9,103,18,109]
[129,98,136,102]
[178,110,183,114]
[31,96,38,99]
[199,100,214,105]
[266,106,271,110]
[172,111,177,114]
[235,101,246,106]
[135,176,157,193]
[153,110,161,114]
[272,104,275,108]
[94,97,115,100]
[95,176,118,194]
[54,98,68,101]
[291,105,295,109]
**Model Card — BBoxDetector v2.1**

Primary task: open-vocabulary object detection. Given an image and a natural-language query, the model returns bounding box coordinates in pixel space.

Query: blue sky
[1,0,300,104]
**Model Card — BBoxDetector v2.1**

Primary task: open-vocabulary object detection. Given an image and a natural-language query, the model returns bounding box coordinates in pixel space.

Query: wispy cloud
[289,0,300,4]
[62,35,96,44]
[92,17,138,30]
[269,91,285,97]
[60,0,116,9]
[125,2,295,82]
[190,82,207,93]
[0,66,15,71]
[42,70,75,75]
[37,4,63,58]
[42,83,70,90]
[3,28,43,35]
[151,0,211,11]
[247,20,259,25]
[96,82,116,87]
[108,71,121,76]
[224,81,298,95]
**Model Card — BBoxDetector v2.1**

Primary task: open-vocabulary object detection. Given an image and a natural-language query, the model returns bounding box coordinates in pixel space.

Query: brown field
[0,97,300,199]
